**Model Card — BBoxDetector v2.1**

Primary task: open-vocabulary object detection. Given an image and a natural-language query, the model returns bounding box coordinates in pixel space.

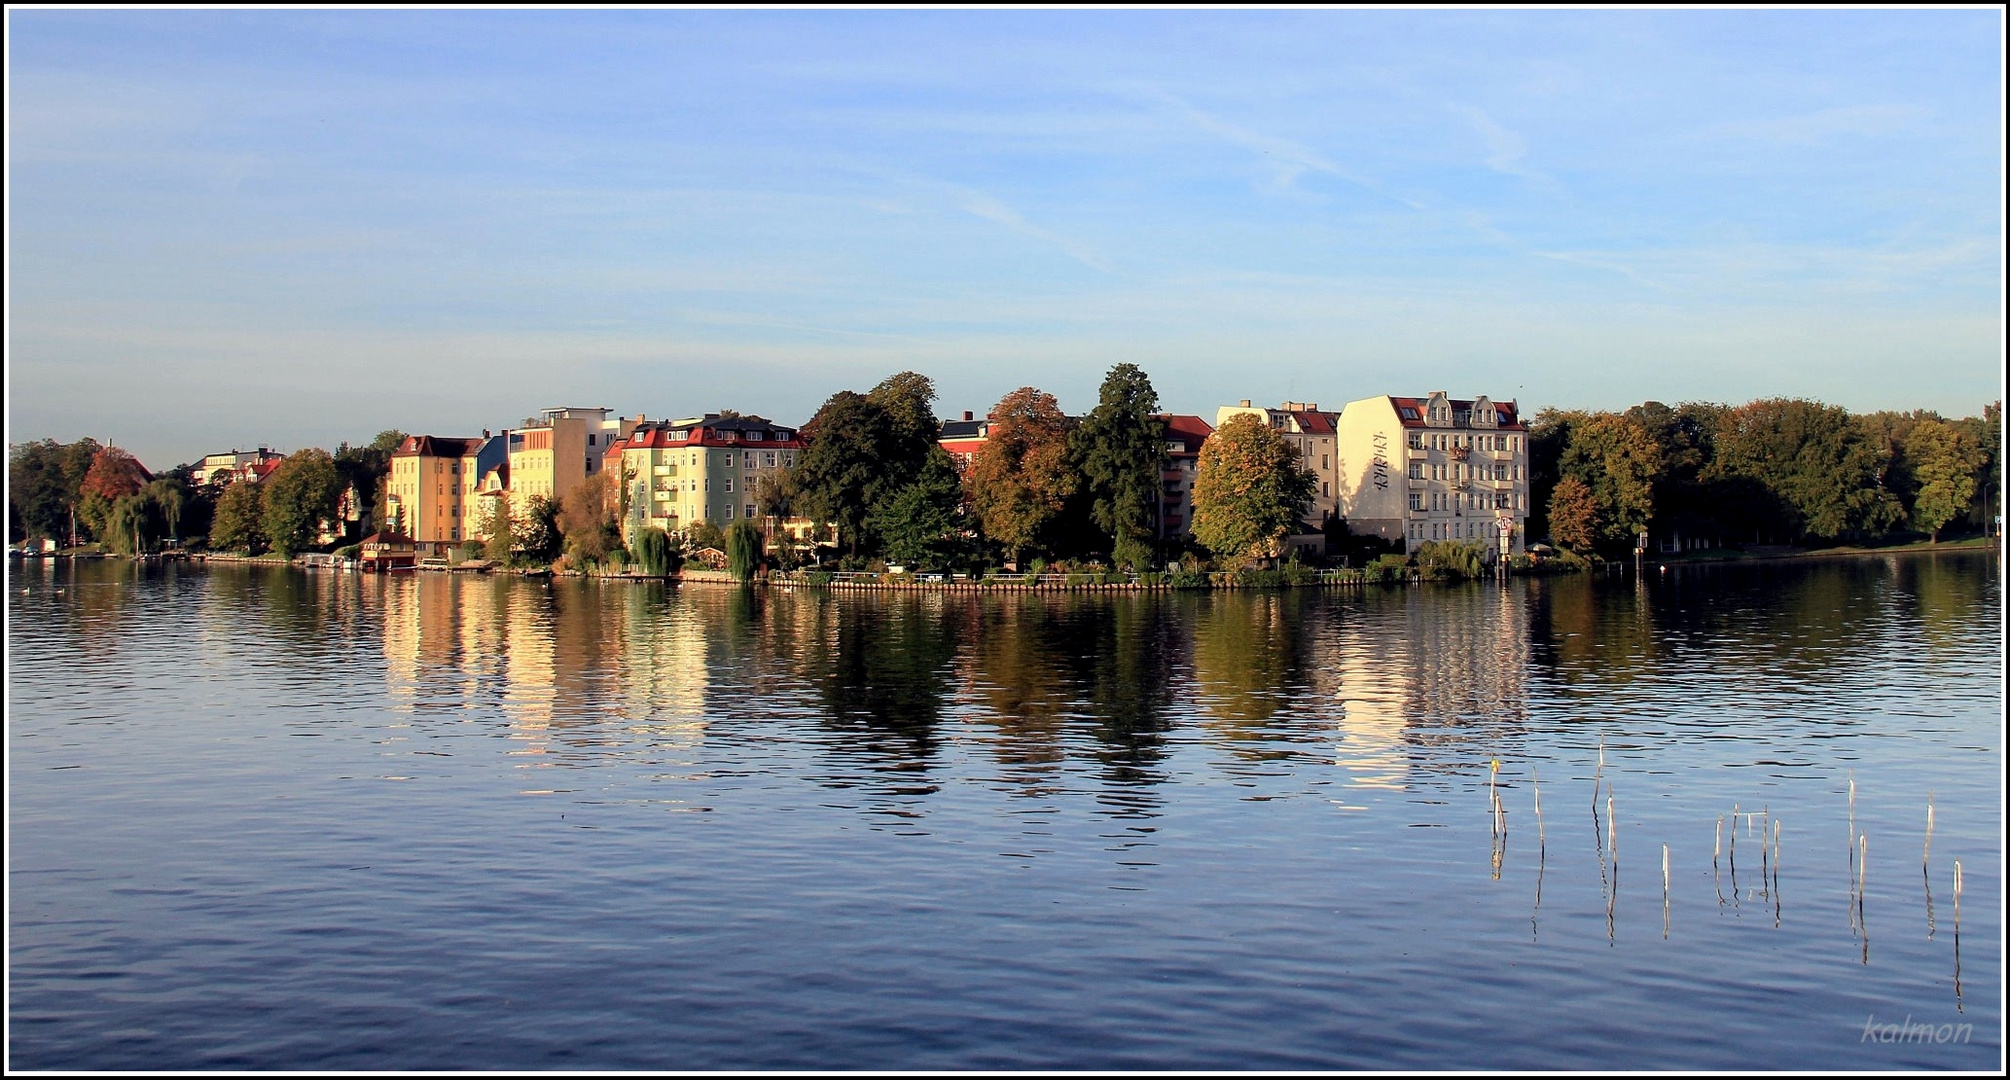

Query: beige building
[506,407,644,503]
[385,434,506,555]
[1213,400,1342,535]
[1333,391,1529,555]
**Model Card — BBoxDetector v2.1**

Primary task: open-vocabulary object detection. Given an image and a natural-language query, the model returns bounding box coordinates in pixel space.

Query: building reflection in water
[374,576,1537,803]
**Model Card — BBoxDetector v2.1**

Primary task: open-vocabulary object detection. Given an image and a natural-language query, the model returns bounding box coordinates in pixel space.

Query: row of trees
[9,431,412,558]
[785,366,1317,572]
[1532,398,2001,557]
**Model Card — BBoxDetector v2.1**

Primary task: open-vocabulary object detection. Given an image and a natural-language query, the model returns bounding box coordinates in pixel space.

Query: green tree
[334,430,406,537]
[1071,363,1169,569]
[685,518,726,552]
[143,478,187,546]
[1707,398,1902,542]
[1907,418,1977,542]
[211,480,267,553]
[967,386,1079,566]
[483,497,517,564]
[7,439,100,545]
[725,519,763,582]
[262,448,344,557]
[1558,412,1662,550]
[1189,413,1317,567]
[868,447,964,570]
[791,390,897,556]
[633,526,680,577]
[518,495,562,562]
[1547,475,1599,553]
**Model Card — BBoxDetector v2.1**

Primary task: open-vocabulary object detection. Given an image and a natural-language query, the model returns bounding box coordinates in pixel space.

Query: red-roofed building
[1158,414,1213,542]
[612,413,817,546]
[938,410,991,472]
[385,433,507,556]
[1334,391,1529,556]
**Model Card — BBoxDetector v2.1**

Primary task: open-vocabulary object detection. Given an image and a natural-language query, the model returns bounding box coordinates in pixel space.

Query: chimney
[1239,399,1251,408]
[1307,403,1318,412]
[483,428,491,438]
[962,410,974,421]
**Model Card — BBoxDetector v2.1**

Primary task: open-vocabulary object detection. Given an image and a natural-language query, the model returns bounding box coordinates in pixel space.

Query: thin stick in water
[1662,843,1671,939]
[1532,766,1545,847]
[1924,791,1934,871]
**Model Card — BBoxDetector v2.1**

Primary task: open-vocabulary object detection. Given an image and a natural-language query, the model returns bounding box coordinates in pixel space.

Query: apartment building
[1158,414,1212,541]
[192,447,283,487]
[1333,391,1529,555]
[506,407,645,503]
[1212,400,1342,533]
[384,434,507,555]
[615,414,808,543]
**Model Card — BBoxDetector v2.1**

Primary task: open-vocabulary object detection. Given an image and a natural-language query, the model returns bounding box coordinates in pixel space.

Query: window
[748,431,763,441]
[585,459,594,473]
[725,477,734,493]
[783,453,795,466]
[1322,481,1329,497]
[587,434,596,446]
[764,452,776,468]
[724,504,735,519]
[1409,462,1424,479]
[745,504,756,519]
[1410,493,1424,511]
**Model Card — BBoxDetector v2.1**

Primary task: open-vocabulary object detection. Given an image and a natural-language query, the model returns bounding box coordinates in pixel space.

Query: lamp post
[1498,514,1513,579]
[1635,528,1649,576]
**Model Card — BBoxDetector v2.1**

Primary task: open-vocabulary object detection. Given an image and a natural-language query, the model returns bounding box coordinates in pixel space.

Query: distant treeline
[1529,398,2001,557]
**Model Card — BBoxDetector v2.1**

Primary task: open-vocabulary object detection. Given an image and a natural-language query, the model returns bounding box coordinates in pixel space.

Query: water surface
[8,553,2000,1069]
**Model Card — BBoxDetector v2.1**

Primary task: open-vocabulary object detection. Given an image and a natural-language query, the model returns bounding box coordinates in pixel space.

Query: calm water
[8,554,2001,1070]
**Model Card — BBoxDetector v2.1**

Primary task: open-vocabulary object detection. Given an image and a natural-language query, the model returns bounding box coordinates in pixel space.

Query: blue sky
[7,9,2003,468]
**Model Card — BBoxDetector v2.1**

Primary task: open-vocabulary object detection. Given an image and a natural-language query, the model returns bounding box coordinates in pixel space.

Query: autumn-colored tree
[559,469,621,564]
[211,480,267,553]
[80,446,152,504]
[1558,413,1662,548]
[1906,418,1978,542]
[967,387,1078,566]
[262,449,344,557]
[1189,413,1317,567]
[1547,475,1599,553]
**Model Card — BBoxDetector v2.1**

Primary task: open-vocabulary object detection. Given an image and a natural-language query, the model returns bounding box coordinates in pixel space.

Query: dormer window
[748,431,764,441]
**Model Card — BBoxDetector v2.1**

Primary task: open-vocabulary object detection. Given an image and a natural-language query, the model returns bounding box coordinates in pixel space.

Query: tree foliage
[334,430,406,537]
[518,495,562,562]
[1708,398,1902,542]
[868,447,964,570]
[1548,475,1599,554]
[483,496,517,564]
[262,448,344,557]
[1558,412,1661,545]
[633,526,680,577]
[967,387,1078,564]
[790,372,943,557]
[725,520,763,581]
[1190,413,1317,567]
[1906,418,1978,542]
[559,470,620,564]
[8,438,101,544]
[211,480,267,553]
[1071,363,1169,569]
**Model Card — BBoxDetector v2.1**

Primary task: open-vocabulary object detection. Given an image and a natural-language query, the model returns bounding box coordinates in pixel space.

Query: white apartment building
[1334,391,1530,556]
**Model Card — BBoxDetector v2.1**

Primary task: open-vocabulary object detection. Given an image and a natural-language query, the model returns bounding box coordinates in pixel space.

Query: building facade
[384,434,507,555]
[615,414,808,543]
[1333,391,1529,555]
[1158,414,1212,542]
[506,407,644,504]
[192,447,284,487]
[938,410,990,471]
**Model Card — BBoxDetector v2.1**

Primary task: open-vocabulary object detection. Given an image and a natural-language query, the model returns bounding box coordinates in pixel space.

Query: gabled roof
[616,414,805,451]
[393,435,485,459]
[1387,396,1524,430]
